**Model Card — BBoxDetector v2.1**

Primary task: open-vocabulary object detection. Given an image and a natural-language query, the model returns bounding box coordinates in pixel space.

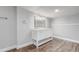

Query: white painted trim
[0,41,33,51]
[17,41,33,49]
[38,38,53,46]
[54,36,79,44]
[0,45,16,52]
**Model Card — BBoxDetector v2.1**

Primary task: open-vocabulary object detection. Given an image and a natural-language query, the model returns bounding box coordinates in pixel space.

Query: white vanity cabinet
[32,29,53,48]
[32,15,53,48]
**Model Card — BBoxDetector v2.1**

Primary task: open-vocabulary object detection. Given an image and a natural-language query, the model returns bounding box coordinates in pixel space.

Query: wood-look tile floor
[8,37,79,52]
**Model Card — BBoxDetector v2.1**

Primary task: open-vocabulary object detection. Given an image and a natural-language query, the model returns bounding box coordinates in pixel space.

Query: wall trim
[0,41,33,51]
[0,45,16,52]
[17,41,33,49]
[54,36,79,44]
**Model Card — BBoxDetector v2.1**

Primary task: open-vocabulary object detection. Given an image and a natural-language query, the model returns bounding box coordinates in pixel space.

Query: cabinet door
[37,30,52,41]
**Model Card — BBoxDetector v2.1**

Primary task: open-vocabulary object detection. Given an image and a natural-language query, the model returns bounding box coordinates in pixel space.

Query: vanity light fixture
[35,15,46,20]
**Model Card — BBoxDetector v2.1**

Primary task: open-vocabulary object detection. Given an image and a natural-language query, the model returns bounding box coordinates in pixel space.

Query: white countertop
[32,28,51,30]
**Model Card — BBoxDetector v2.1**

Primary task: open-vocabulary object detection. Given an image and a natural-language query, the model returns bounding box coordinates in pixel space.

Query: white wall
[52,14,79,42]
[17,7,34,48]
[0,6,17,51]
[17,7,53,48]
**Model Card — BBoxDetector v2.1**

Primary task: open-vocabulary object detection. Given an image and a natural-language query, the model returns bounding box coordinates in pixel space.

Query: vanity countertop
[32,28,51,31]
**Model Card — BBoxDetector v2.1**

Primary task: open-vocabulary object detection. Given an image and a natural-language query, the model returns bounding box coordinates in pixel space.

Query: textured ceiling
[22,6,79,18]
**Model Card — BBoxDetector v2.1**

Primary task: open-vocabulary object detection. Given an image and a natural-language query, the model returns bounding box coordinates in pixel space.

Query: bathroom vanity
[32,28,53,48]
[32,15,53,48]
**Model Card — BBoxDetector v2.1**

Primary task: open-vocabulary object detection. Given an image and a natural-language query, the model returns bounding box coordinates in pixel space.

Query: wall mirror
[34,15,48,29]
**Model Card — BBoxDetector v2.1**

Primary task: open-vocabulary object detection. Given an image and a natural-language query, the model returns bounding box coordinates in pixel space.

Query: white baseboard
[0,45,16,52]
[17,41,33,49]
[0,41,33,51]
[54,36,79,44]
